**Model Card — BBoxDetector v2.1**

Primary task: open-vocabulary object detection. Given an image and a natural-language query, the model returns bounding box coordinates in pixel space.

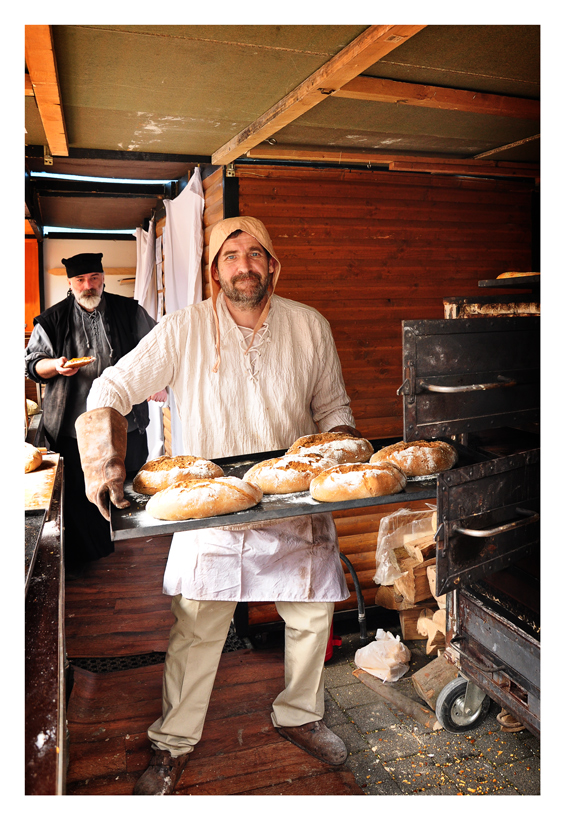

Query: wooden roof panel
[271,96,540,160]
[51,24,368,156]
[363,24,540,98]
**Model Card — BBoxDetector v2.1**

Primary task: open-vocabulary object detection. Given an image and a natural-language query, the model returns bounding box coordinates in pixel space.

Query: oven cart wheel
[435,677,491,733]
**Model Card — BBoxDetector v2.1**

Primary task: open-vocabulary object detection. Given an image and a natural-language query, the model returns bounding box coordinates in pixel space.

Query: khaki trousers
[147,595,334,756]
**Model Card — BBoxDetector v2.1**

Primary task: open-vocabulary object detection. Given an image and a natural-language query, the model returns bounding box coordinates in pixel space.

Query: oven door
[398,316,539,440]
[435,449,540,598]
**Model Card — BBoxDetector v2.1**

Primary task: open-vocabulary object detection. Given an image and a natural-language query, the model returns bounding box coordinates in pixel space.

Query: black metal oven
[399,315,540,737]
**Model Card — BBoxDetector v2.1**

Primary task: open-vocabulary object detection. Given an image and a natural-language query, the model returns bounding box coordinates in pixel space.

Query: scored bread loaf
[243,453,338,494]
[310,462,407,502]
[133,454,224,495]
[370,440,457,477]
[145,476,263,521]
[286,432,374,464]
[24,442,43,473]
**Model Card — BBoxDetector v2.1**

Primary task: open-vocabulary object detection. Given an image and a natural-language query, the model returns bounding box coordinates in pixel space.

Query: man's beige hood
[208,216,282,372]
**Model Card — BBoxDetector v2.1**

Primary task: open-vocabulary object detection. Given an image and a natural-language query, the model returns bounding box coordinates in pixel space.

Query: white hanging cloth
[135,217,157,317]
[135,217,164,460]
[164,168,204,312]
[163,167,205,455]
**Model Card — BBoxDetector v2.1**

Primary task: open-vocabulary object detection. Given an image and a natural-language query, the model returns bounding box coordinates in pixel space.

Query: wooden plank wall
[199,162,534,628]
[202,166,225,300]
[235,164,534,439]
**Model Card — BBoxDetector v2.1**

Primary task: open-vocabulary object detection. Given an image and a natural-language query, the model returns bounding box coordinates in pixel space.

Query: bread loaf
[133,455,224,495]
[243,453,338,494]
[25,442,43,473]
[310,462,406,502]
[62,356,96,369]
[496,271,539,279]
[146,476,263,521]
[370,440,457,477]
[286,432,373,464]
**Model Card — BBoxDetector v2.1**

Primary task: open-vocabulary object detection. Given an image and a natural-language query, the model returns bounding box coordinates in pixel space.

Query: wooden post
[353,668,442,730]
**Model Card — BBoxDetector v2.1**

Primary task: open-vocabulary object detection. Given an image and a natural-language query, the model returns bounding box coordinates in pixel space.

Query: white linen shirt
[87,293,354,602]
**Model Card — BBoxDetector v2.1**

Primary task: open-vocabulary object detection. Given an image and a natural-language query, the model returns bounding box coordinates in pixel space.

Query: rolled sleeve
[25,325,55,382]
[87,319,175,415]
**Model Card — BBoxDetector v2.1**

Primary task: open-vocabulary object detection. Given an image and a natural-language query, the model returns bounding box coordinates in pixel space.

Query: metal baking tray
[110,440,439,541]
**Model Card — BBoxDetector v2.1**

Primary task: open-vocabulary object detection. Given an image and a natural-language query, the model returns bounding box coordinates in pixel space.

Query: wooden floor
[64,536,363,796]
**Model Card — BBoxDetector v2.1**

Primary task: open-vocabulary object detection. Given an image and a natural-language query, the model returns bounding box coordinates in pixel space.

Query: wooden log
[416,608,447,655]
[411,654,459,710]
[375,584,435,612]
[403,534,436,563]
[399,607,429,641]
[427,564,447,609]
[393,557,437,605]
[353,668,442,730]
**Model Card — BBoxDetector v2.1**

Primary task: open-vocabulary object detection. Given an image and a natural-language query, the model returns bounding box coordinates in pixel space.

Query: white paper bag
[354,629,411,682]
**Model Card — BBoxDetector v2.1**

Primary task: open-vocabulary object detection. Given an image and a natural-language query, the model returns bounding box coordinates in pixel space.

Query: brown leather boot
[75,407,129,521]
[133,749,190,795]
[276,720,347,766]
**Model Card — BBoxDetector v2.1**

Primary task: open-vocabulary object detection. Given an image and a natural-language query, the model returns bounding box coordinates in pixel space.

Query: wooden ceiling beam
[245,144,539,178]
[334,76,540,120]
[473,134,540,159]
[211,24,426,165]
[388,159,539,178]
[25,25,68,157]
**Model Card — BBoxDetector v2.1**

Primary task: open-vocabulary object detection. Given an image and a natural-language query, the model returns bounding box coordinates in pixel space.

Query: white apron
[163,513,349,602]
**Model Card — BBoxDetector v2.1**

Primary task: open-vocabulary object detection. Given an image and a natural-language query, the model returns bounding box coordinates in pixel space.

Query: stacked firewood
[374,511,447,655]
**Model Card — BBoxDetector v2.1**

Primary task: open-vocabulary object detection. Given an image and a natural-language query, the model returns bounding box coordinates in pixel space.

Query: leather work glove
[75,407,130,521]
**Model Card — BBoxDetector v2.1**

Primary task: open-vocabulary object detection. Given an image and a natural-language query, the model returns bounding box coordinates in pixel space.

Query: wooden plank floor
[65,535,174,658]
[64,536,363,795]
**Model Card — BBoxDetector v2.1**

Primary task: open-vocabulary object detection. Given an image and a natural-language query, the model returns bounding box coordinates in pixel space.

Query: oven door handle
[454,507,539,538]
[419,375,516,393]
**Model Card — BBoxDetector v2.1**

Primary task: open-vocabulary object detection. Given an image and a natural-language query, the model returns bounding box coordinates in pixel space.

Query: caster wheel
[435,677,491,733]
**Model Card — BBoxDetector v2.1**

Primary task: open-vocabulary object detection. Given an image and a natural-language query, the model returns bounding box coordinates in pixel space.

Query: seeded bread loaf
[133,455,224,495]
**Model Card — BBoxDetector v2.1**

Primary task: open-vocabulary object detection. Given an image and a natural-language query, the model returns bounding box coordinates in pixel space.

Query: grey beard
[221,273,271,308]
[77,293,102,310]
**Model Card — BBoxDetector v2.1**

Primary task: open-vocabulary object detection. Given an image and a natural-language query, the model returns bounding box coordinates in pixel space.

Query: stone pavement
[323,627,541,797]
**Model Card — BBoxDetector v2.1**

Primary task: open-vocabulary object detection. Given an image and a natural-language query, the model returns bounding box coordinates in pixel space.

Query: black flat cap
[61,253,104,277]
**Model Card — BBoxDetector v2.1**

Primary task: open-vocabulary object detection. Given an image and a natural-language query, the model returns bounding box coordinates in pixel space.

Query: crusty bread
[370,440,457,477]
[286,432,374,464]
[243,453,338,494]
[62,356,96,369]
[145,476,263,521]
[310,462,406,502]
[25,442,43,473]
[133,455,224,495]
[496,271,539,279]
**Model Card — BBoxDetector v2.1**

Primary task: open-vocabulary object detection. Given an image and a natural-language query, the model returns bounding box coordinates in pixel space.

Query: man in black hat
[25,252,162,572]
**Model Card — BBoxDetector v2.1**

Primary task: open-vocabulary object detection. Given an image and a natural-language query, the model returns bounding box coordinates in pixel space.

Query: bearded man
[25,252,160,570]
[76,218,363,793]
